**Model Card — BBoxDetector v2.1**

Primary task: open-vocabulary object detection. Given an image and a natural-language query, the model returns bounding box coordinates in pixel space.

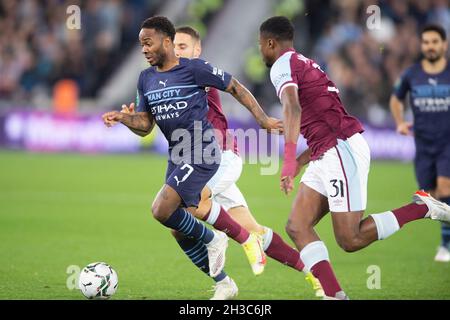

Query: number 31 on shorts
[330,179,344,198]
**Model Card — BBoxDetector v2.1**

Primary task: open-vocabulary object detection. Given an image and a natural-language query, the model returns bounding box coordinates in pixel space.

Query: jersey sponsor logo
[412,84,450,97]
[411,84,450,112]
[147,88,182,102]
[159,79,168,87]
[151,101,188,120]
[145,85,201,121]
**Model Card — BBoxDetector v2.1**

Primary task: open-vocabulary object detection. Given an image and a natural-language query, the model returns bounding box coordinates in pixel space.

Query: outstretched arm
[119,103,155,137]
[102,105,155,137]
[225,77,283,133]
[280,85,302,195]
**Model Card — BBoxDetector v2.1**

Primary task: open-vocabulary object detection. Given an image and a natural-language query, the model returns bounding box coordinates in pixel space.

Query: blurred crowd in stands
[303,0,449,121]
[1,0,449,124]
[0,0,159,102]
[255,0,450,123]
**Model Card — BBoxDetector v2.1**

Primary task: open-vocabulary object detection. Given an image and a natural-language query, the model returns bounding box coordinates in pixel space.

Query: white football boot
[323,291,350,300]
[205,230,228,277]
[434,246,450,262]
[413,190,450,223]
[210,276,239,300]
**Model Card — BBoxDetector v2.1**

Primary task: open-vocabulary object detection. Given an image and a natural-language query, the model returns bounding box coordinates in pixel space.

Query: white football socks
[370,211,400,240]
[206,200,221,225]
[300,241,330,272]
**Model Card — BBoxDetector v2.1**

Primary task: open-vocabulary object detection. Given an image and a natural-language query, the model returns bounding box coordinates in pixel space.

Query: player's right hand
[280,176,294,195]
[102,111,123,127]
[263,117,284,134]
[396,122,413,136]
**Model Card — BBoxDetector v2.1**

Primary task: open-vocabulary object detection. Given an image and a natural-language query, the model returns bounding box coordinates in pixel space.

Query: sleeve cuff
[277,82,298,99]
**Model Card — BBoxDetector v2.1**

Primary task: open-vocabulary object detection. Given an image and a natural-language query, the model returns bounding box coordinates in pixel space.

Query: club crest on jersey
[428,78,438,86]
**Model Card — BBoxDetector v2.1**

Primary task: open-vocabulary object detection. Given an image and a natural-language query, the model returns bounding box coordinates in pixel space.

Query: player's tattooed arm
[226,77,283,133]
[102,109,155,137]
[121,112,155,137]
[120,103,155,137]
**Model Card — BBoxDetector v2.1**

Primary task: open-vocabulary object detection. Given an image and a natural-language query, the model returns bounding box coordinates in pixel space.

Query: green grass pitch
[0,150,449,300]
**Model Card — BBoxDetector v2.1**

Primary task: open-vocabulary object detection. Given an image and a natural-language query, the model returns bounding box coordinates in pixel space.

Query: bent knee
[285,220,304,239]
[335,235,361,253]
[151,201,168,222]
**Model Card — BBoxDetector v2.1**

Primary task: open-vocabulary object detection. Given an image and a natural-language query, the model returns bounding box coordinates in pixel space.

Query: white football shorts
[206,150,248,211]
[300,133,371,212]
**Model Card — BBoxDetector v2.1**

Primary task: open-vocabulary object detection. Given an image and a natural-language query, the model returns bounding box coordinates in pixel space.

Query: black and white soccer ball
[78,262,118,299]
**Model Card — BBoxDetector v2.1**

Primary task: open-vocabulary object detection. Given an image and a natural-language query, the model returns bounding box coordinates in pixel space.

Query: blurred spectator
[256,0,449,125]
[308,0,449,122]
[0,0,160,103]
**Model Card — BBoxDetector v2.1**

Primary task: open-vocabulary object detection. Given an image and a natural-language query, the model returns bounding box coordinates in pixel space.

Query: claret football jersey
[270,48,363,160]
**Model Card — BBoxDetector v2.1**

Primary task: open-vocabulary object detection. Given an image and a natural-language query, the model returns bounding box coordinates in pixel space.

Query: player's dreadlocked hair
[421,24,447,41]
[260,16,294,41]
[141,16,176,41]
[176,26,201,41]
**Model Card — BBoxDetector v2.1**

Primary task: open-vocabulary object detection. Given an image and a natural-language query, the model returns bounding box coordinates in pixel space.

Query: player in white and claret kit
[259,16,450,300]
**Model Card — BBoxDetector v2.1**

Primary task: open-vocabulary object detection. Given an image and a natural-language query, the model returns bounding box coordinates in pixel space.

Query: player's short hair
[141,16,175,41]
[176,26,201,41]
[421,24,446,41]
[260,16,294,41]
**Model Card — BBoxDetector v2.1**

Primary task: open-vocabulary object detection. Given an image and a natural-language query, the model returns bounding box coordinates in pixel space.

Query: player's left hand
[102,111,123,127]
[280,176,294,195]
[121,102,136,114]
[263,117,284,134]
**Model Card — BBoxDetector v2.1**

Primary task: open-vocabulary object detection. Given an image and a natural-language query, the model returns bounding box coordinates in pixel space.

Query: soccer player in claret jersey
[102,16,282,298]
[390,24,450,263]
[258,16,450,300]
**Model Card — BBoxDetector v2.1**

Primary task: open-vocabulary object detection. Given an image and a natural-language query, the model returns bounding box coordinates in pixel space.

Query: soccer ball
[78,262,118,299]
